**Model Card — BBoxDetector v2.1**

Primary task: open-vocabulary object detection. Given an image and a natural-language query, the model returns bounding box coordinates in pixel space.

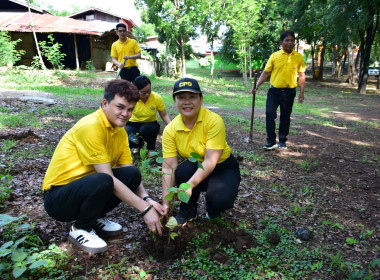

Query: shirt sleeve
[162,125,178,158]
[156,94,166,111]
[205,115,226,150]
[133,40,141,53]
[116,137,133,165]
[298,56,306,73]
[72,125,109,165]
[264,54,274,72]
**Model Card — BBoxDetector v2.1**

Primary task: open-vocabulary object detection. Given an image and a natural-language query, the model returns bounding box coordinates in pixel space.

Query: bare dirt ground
[0,75,379,279]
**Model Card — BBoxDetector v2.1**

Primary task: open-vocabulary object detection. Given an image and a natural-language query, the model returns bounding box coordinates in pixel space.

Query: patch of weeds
[98,259,149,280]
[239,151,265,163]
[321,220,346,231]
[170,221,330,279]
[356,224,374,240]
[66,108,96,119]
[240,166,250,176]
[0,174,13,209]
[0,112,39,129]
[0,214,78,279]
[0,139,18,153]
[298,159,319,172]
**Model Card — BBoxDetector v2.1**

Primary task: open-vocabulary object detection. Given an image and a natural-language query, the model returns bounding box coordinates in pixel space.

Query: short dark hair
[103,79,139,103]
[280,30,295,41]
[116,23,127,30]
[134,75,151,90]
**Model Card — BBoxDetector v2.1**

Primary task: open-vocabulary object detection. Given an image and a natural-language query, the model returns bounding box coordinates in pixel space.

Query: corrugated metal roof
[68,6,136,27]
[0,12,116,35]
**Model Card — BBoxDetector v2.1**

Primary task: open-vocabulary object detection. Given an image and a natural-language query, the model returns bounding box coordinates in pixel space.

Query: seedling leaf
[29,259,47,269]
[170,232,178,240]
[188,157,197,162]
[179,182,191,191]
[178,191,190,203]
[166,216,178,229]
[190,152,202,159]
[165,192,175,201]
[197,161,204,170]
[167,187,179,193]
[156,157,164,164]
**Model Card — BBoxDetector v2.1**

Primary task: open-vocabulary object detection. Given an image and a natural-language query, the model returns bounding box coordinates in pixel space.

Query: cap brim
[173,89,202,95]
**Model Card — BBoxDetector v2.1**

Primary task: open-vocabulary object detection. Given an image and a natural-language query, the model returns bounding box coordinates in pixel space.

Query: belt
[43,185,62,196]
[270,85,296,90]
[123,66,137,70]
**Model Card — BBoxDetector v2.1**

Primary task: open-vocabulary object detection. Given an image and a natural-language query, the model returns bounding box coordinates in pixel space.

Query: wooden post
[73,34,79,70]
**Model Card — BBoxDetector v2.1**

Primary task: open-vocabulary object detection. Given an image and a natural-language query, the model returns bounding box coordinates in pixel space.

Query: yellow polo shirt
[42,108,132,191]
[265,49,305,88]
[129,91,165,123]
[163,107,231,164]
[111,38,141,68]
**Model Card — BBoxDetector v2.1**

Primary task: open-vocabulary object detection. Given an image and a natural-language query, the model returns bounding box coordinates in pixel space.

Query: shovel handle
[249,73,258,141]
[116,58,127,79]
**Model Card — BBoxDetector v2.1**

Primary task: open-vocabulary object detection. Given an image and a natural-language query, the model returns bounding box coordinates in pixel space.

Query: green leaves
[166,216,178,229]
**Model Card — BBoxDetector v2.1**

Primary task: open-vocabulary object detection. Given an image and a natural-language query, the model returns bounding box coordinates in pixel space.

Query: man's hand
[123,55,130,61]
[251,88,257,95]
[298,93,305,103]
[143,208,163,235]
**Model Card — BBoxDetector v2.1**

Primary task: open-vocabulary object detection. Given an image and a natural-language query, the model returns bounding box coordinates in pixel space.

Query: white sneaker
[68,226,108,253]
[94,217,123,236]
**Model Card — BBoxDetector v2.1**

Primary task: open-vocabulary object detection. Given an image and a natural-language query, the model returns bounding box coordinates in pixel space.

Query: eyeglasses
[117,29,127,33]
[139,89,151,95]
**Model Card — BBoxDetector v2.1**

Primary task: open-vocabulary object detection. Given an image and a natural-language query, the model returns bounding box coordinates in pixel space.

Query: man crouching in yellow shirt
[42,80,165,254]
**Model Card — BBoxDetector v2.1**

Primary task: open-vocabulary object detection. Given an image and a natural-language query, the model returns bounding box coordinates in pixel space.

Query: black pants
[120,66,140,83]
[175,154,240,218]
[265,87,296,144]
[43,166,141,231]
[126,121,160,150]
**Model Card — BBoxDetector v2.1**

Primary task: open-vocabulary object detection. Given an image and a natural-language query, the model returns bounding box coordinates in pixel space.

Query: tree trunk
[317,44,326,80]
[348,41,355,85]
[311,44,316,79]
[27,2,46,70]
[210,41,214,85]
[181,34,186,77]
[358,13,378,94]
[341,52,347,78]
[164,42,169,76]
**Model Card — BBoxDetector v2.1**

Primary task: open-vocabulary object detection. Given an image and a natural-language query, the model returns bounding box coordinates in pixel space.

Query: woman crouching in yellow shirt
[126,76,171,153]
[161,78,241,225]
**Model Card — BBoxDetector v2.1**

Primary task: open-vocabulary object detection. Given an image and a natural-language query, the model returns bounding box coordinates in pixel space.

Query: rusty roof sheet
[0,12,116,35]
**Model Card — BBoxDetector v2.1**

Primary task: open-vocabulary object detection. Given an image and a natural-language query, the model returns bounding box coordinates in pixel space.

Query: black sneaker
[175,210,197,225]
[278,142,287,149]
[263,143,278,150]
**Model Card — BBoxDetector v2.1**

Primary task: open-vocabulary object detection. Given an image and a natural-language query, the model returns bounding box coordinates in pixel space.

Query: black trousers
[126,121,160,150]
[120,66,140,83]
[43,166,141,231]
[265,87,296,144]
[174,154,241,218]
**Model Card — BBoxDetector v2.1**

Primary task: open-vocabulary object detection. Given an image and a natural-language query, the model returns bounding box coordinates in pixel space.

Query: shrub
[0,31,25,67]
[39,34,66,69]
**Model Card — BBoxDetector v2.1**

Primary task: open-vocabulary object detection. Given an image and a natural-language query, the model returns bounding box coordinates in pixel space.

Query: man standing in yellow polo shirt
[252,30,306,150]
[42,80,164,254]
[111,23,141,82]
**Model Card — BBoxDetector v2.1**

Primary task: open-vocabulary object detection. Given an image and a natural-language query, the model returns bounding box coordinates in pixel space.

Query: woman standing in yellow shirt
[126,76,171,153]
[161,78,241,225]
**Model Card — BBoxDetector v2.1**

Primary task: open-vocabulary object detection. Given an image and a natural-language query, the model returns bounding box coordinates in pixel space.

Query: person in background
[252,30,306,150]
[111,23,141,82]
[126,75,171,154]
[42,80,164,254]
[161,77,241,225]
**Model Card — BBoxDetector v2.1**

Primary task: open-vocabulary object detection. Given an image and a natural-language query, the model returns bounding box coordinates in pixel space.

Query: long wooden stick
[249,73,258,141]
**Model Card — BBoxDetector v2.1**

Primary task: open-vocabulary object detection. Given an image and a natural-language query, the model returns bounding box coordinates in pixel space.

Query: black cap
[173,78,202,96]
